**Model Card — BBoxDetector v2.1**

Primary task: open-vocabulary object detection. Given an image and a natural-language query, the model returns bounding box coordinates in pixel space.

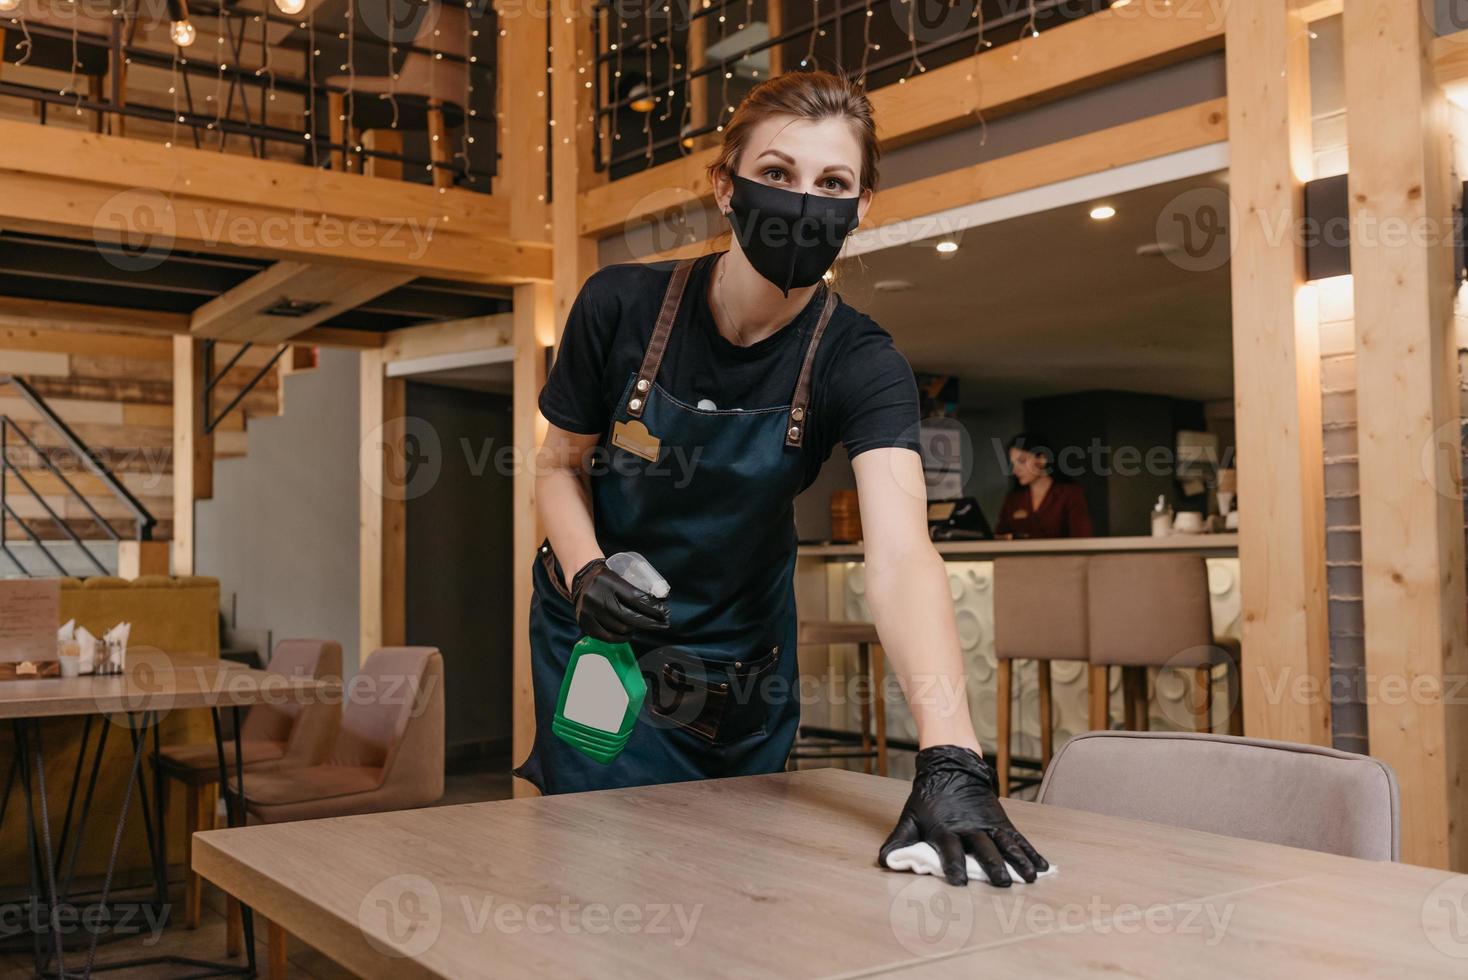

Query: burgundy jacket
[995,482,1094,539]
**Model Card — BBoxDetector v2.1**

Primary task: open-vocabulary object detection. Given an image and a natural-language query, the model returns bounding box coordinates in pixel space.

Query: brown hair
[706,70,880,194]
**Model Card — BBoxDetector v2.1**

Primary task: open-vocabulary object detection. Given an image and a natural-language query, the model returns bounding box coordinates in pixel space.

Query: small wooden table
[0,651,338,979]
[193,768,1468,978]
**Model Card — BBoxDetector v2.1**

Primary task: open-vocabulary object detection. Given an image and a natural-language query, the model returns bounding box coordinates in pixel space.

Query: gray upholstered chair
[1086,552,1241,735]
[992,555,1089,796]
[1037,730,1400,861]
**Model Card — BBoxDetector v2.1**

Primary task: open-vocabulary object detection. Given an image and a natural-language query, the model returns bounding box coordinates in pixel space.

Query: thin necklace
[713,256,747,347]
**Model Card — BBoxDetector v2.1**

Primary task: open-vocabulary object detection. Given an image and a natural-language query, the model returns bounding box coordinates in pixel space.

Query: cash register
[927,497,994,541]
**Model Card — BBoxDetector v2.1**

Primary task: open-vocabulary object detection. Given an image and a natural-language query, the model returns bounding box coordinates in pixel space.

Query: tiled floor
[0,766,516,979]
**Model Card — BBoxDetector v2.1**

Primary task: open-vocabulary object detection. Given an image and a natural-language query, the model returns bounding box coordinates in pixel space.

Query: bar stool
[153,639,341,931]
[790,620,888,775]
[1086,553,1239,735]
[992,556,1089,796]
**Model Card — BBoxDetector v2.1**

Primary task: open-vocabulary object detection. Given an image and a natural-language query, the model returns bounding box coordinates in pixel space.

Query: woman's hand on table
[879,745,1048,887]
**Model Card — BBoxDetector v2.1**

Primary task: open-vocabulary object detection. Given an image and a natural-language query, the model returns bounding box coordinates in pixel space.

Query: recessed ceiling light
[935,240,959,254]
[1110,0,1131,8]
[874,279,916,292]
[1089,205,1117,221]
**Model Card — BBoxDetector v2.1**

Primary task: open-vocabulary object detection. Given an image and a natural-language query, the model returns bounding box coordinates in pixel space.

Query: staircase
[0,332,299,578]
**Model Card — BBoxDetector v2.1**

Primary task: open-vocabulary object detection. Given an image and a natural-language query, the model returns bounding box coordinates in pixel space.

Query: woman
[995,433,1093,539]
[519,71,1046,887]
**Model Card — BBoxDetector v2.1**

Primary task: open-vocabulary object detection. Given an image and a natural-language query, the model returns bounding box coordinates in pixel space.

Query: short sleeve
[538,275,616,435]
[829,322,921,459]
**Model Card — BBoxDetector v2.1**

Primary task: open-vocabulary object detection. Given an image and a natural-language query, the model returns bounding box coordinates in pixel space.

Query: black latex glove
[879,745,1048,887]
[570,559,671,643]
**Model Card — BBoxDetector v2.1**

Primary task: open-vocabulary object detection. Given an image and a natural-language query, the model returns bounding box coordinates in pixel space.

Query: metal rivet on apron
[734,661,742,669]
[788,425,801,440]
[636,378,651,393]
[629,397,643,411]
[791,407,805,421]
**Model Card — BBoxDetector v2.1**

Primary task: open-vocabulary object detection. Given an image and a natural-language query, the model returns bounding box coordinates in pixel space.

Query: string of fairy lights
[0,0,1105,182]
[564,0,1103,173]
[0,0,484,189]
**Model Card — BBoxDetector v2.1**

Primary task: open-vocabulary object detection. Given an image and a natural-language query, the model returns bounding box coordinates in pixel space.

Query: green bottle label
[552,636,647,764]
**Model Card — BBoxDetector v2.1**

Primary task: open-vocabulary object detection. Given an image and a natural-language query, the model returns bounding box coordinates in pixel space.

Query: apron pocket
[642,644,781,745]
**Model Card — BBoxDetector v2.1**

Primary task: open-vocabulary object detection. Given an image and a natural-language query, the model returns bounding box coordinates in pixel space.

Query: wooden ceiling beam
[190,262,414,343]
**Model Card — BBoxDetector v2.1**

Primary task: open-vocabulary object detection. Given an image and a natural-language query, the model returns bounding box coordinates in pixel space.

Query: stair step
[4,516,173,542]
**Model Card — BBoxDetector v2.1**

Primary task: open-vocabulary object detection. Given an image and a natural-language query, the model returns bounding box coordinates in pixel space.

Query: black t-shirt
[539,253,921,489]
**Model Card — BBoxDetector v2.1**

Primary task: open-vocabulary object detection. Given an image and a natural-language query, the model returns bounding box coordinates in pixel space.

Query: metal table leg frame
[212,705,258,977]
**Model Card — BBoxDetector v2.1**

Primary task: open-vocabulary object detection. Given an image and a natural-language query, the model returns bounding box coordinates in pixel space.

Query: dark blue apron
[515,258,839,794]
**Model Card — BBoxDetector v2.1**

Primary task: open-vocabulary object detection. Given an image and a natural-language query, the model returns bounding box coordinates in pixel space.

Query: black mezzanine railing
[591,0,1109,178]
[0,0,498,189]
[0,375,156,577]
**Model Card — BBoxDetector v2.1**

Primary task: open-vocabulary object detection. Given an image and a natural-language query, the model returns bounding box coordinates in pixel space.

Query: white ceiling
[834,172,1234,408]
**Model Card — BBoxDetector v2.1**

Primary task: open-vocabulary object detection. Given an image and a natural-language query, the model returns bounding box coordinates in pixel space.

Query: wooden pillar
[512,282,553,797]
[550,7,603,342]
[1224,1,1331,745]
[1344,2,1468,871]
[358,349,407,668]
[117,540,170,579]
[171,337,213,576]
[496,0,552,238]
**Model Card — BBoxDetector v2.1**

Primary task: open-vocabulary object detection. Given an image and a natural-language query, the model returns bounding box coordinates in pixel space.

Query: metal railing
[0,375,156,577]
[0,1,497,189]
[202,338,288,434]
[592,0,1108,177]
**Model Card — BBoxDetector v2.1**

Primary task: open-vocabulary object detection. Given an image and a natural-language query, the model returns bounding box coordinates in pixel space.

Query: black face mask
[725,175,860,296]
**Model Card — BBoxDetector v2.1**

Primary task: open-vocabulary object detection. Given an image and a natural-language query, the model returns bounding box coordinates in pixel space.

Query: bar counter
[794,534,1242,779]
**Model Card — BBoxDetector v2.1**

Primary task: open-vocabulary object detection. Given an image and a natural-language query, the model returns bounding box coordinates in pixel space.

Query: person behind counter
[995,432,1093,539]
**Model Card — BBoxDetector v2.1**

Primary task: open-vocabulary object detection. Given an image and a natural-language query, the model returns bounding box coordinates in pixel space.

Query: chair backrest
[331,646,444,783]
[1087,553,1214,667]
[1038,730,1400,861]
[241,639,343,747]
[992,555,1088,662]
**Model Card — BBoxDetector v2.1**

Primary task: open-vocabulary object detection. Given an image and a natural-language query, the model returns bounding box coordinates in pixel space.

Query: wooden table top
[191,768,1468,979]
[0,649,339,719]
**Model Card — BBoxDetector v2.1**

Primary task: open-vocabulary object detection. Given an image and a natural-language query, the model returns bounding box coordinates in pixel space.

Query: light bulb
[274,0,305,13]
[170,19,197,46]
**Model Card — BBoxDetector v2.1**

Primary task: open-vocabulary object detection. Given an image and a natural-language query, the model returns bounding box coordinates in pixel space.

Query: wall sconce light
[1306,175,1468,291]
[1303,174,1349,281]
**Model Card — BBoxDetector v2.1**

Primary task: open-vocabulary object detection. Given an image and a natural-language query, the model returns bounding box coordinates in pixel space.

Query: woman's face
[713,113,873,219]
[1009,448,1049,486]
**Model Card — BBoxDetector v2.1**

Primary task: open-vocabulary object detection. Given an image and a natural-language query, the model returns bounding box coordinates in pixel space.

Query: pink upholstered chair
[233,645,445,823]
[155,639,342,929]
[226,646,443,978]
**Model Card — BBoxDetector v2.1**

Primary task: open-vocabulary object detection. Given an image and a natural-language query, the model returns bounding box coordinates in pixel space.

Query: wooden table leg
[427,99,453,188]
[267,917,289,980]
[1088,664,1109,731]
[995,659,1012,796]
[857,643,872,775]
[871,643,888,777]
[226,895,242,956]
[1037,661,1054,770]
[328,91,346,172]
[1194,665,1214,733]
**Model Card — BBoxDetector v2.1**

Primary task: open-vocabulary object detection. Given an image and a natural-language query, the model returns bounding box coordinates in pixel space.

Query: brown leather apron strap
[626,259,696,419]
[785,288,839,448]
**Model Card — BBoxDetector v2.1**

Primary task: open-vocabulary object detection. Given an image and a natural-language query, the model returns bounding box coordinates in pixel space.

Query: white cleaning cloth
[884,842,1058,886]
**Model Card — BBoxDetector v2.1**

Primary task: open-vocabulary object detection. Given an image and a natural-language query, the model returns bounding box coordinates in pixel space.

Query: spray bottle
[552,552,669,763]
